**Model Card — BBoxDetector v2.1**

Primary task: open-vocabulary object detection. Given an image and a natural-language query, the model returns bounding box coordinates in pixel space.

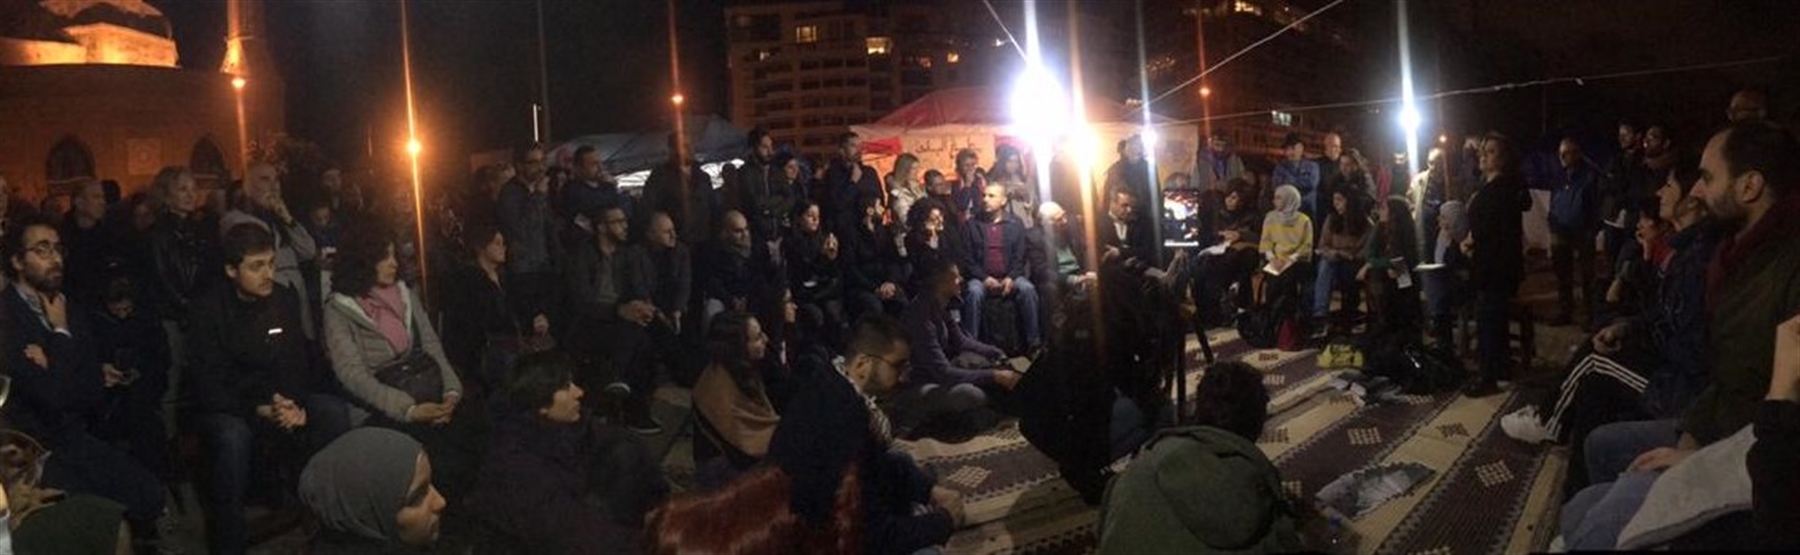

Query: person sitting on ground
[298,428,446,555]
[696,210,773,332]
[784,201,848,348]
[842,194,907,322]
[903,199,966,295]
[467,352,668,555]
[2,217,167,550]
[1097,361,1301,554]
[88,274,172,483]
[440,225,549,397]
[189,224,352,555]
[1313,190,1371,330]
[692,312,780,488]
[778,314,965,555]
[962,182,1042,352]
[894,258,1016,438]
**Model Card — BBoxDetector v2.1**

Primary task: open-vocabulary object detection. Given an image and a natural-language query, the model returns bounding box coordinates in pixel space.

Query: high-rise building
[1134,0,1372,160]
[724,0,1013,160]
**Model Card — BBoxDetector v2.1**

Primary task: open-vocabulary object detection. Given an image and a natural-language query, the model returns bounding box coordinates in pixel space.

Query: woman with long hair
[783,201,846,348]
[887,153,926,227]
[691,312,778,489]
[1358,196,1422,334]
[1313,190,1371,330]
[903,199,968,296]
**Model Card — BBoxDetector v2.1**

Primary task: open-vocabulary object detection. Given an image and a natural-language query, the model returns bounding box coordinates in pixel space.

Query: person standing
[822,133,882,231]
[1548,137,1602,326]
[1461,133,1532,397]
[1273,133,1322,220]
[732,127,794,245]
[1103,136,1155,222]
[563,145,634,229]
[1193,130,1247,193]
[643,133,720,245]
[497,144,562,331]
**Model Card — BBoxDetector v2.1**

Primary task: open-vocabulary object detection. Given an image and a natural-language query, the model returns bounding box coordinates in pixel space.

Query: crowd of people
[0,83,1797,554]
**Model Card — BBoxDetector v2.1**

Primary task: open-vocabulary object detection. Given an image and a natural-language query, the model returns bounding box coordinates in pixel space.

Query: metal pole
[536,0,552,143]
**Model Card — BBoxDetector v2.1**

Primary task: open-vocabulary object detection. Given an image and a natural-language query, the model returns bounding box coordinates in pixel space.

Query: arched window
[45,135,96,189]
[190,136,228,190]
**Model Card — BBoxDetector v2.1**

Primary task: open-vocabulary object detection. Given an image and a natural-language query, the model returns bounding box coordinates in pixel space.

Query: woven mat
[938,335,1566,555]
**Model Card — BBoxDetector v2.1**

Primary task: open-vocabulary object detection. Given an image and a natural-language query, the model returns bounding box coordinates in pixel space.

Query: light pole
[232,76,249,172]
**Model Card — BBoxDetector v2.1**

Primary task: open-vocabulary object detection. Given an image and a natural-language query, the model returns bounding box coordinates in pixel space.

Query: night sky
[149,0,1799,181]
[154,0,727,177]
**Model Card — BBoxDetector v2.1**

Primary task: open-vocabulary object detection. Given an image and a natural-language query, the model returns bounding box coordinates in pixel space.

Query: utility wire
[1140,0,1351,111]
[982,0,1030,61]
[1162,55,1788,125]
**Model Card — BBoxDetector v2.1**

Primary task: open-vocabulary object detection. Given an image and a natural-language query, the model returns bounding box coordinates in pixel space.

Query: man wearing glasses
[2,218,166,548]
[560,204,661,434]
[499,143,563,333]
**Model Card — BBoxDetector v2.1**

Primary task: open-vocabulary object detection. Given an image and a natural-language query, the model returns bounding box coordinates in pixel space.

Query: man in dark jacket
[961,183,1041,350]
[731,127,795,244]
[1097,188,1156,264]
[1549,137,1602,325]
[1462,133,1533,397]
[497,143,562,330]
[695,210,773,328]
[3,218,167,547]
[894,258,1017,437]
[188,223,351,555]
[773,315,964,555]
[60,178,116,305]
[562,145,634,231]
[843,195,906,322]
[561,203,661,434]
[822,132,883,231]
[642,133,720,244]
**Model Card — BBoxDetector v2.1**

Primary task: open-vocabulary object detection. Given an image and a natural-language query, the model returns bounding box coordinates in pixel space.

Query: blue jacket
[1641,227,1717,419]
[1273,159,1321,214]
[1548,163,1601,233]
[962,212,1029,280]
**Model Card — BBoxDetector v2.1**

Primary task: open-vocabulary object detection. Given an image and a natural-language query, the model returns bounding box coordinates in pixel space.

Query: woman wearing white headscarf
[1258,184,1315,320]
[300,428,445,554]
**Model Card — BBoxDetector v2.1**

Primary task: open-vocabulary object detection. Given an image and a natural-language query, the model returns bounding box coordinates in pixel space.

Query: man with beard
[643,133,720,244]
[1105,135,1155,218]
[498,143,563,333]
[731,127,795,245]
[1560,123,1800,549]
[561,204,661,435]
[1193,130,1247,193]
[3,218,167,549]
[823,133,883,231]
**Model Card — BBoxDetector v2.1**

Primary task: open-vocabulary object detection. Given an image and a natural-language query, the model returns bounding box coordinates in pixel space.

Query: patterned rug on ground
[925,330,1567,555]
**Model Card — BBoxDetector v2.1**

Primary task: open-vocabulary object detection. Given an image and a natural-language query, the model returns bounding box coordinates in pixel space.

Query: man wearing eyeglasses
[561,203,661,434]
[2,218,166,548]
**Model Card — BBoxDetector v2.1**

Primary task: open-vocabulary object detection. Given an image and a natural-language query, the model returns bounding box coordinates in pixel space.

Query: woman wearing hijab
[299,427,445,554]
[1258,184,1315,319]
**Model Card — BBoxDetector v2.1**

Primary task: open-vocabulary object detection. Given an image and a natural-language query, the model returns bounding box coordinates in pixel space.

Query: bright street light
[671,93,685,105]
[1199,86,1212,98]
[406,139,422,155]
[1399,106,1423,133]
[231,76,246,90]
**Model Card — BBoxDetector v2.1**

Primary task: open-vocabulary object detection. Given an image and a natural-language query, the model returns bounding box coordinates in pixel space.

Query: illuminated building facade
[0,0,283,203]
[723,0,1013,160]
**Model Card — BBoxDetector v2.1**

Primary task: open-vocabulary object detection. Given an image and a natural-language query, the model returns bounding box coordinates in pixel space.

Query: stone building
[0,0,282,205]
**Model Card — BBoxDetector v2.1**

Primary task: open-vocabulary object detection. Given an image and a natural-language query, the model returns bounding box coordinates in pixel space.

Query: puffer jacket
[1098,426,1302,554]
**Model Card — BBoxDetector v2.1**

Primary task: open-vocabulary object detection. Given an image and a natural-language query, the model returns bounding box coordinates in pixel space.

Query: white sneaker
[1501,406,1553,444]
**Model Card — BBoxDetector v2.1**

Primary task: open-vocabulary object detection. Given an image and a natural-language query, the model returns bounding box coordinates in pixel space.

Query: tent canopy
[546,114,747,177]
